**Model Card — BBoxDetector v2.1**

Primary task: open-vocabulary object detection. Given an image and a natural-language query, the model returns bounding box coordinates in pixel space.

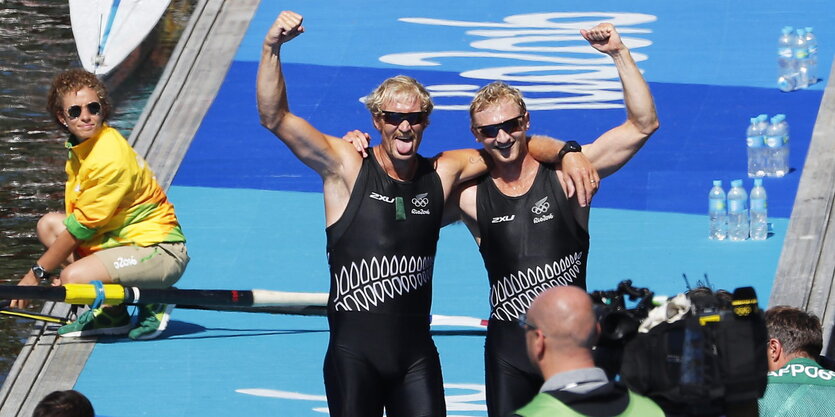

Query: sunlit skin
[57,87,104,141]
[472,98,531,170]
[525,286,599,378]
[371,95,427,179]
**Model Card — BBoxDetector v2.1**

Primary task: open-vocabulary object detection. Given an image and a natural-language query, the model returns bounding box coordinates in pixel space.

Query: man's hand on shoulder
[528,134,599,207]
[561,151,599,207]
[342,130,372,158]
[265,10,305,48]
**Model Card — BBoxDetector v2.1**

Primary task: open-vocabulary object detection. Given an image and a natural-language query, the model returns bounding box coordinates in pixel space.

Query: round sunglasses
[65,102,102,120]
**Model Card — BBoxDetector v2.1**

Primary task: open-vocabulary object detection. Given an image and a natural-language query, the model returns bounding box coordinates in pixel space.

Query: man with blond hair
[256,10,595,417]
[452,23,659,416]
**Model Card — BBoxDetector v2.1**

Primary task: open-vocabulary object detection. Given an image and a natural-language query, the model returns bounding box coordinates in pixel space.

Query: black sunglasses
[517,313,537,331]
[380,111,426,126]
[66,102,102,120]
[475,115,524,138]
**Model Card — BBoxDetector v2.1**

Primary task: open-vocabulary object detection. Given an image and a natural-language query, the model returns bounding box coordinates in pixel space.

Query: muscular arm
[581,23,659,177]
[256,11,358,179]
[432,148,493,197]
[435,139,599,205]
[528,23,659,179]
[257,11,364,227]
[528,135,598,206]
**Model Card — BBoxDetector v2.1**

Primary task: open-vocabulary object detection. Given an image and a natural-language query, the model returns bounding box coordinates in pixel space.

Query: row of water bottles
[746,113,789,177]
[709,179,768,241]
[777,26,818,92]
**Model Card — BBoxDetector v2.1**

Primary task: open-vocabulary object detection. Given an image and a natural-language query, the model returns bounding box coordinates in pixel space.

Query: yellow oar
[0,301,71,324]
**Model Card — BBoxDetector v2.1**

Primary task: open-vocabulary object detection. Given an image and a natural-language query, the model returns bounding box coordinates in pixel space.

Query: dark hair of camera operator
[512,286,665,417]
[765,306,823,370]
[758,306,835,417]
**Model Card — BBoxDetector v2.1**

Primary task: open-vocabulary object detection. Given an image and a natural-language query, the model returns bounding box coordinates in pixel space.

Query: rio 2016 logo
[113,256,138,269]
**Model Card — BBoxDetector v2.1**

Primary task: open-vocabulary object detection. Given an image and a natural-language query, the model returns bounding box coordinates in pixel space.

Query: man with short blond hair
[453,23,658,416]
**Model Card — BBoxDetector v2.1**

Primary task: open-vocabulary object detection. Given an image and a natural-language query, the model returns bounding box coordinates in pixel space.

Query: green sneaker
[129,303,175,340]
[57,305,131,338]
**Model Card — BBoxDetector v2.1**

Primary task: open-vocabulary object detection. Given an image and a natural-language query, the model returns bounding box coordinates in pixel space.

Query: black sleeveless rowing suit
[324,150,446,417]
[475,163,589,417]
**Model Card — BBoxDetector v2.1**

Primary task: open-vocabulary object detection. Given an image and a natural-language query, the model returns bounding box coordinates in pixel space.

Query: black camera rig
[590,280,768,417]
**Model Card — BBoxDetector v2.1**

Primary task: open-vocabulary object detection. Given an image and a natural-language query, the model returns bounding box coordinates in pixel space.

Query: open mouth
[395,136,415,154]
[495,141,513,150]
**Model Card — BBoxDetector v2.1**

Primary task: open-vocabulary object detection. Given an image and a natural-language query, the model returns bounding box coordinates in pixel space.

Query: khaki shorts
[93,242,189,289]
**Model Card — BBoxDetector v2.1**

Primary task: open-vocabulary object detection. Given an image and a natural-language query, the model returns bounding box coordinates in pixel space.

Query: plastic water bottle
[750,178,768,240]
[757,113,769,130]
[794,28,810,89]
[777,27,796,92]
[727,179,749,241]
[764,116,781,176]
[778,114,790,176]
[804,27,818,84]
[765,115,788,177]
[746,117,766,177]
[771,114,790,177]
[708,180,727,240]
[757,114,771,172]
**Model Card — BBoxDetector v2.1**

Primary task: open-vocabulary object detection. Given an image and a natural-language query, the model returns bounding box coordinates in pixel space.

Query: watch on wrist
[31,264,51,283]
[557,140,582,162]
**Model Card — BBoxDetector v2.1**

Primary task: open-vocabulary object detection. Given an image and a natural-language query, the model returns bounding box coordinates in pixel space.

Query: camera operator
[758,306,835,416]
[512,286,665,416]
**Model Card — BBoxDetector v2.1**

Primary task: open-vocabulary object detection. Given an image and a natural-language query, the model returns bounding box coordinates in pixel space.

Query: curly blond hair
[46,69,111,131]
[364,75,433,117]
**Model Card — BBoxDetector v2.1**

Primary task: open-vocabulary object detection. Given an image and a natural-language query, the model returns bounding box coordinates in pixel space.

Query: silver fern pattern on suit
[490,252,583,320]
[332,255,435,311]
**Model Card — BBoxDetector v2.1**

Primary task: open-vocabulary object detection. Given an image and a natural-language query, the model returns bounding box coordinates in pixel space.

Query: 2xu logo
[492,215,515,223]
[369,192,395,203]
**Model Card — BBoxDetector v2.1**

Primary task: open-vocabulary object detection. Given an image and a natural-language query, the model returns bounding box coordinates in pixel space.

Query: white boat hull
[69,0,171,76]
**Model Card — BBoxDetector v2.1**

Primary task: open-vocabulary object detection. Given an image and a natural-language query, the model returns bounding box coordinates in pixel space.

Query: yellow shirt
[64,124,185,256]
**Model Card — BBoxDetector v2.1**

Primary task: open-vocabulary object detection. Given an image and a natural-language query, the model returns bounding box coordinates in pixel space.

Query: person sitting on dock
[256,10,596,417]
[10,68,189,341]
